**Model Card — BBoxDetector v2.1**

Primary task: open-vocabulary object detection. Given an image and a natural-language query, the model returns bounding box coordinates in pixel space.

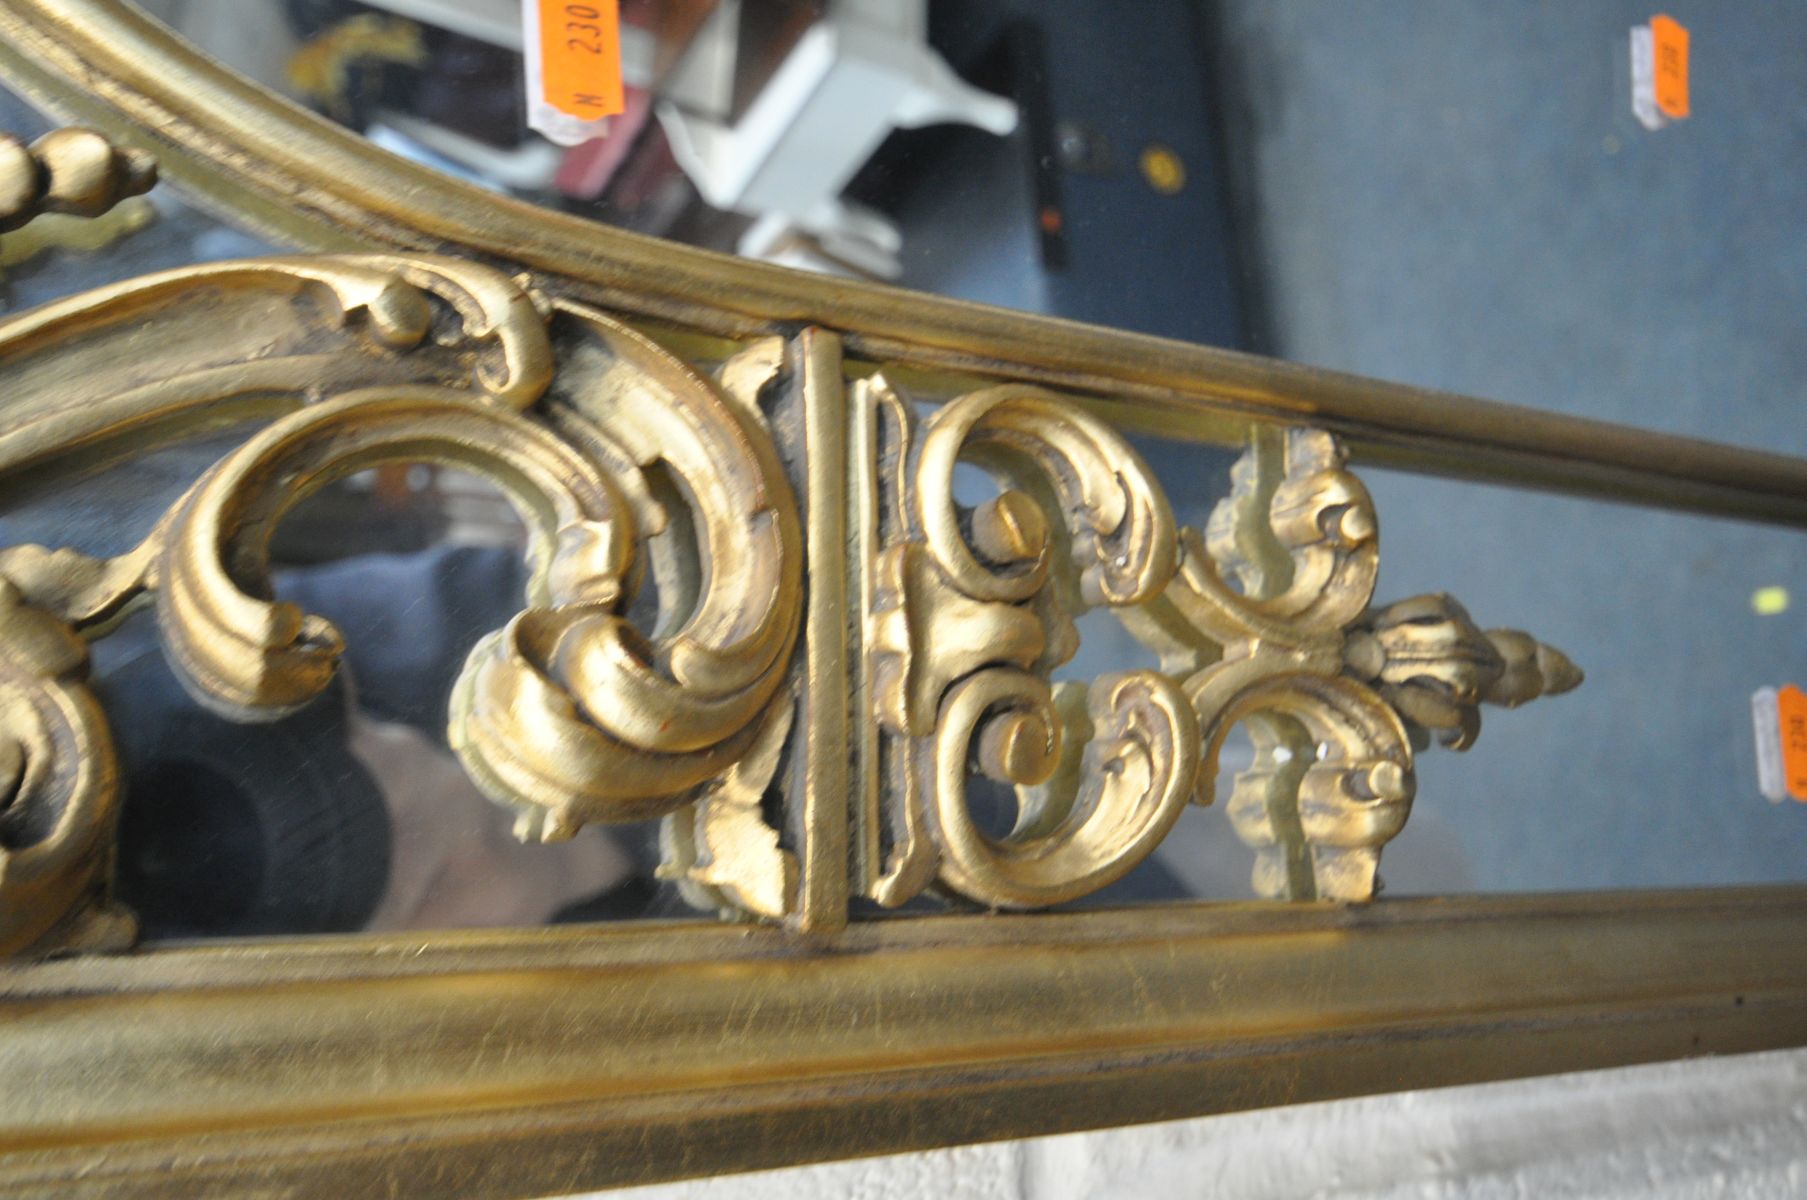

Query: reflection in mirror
[1358,469,1807,896]
[128,0,1245,344]
[0,88,277,313]
[80,469,665,941]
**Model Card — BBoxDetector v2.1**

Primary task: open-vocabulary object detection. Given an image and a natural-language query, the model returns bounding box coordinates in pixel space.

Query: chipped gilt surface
[0,136,1579,956]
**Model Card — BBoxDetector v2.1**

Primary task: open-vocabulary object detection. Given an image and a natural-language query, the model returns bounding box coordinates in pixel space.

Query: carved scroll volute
[0,589,118,955]
[0,251,577,949]
[450,314,803,842]
[1131,428,1380,670]
[0,547,149,956]
[927,669,1200,908]
[0,249,809,946]
[156,386,631,715]
[1202,668,1415,904]
[866,382,1199,909]
[540,309,800,733]
[913,387,1177,609]
[1144,427,1407,902]
[71,270,807,844]
[148,325,802,841]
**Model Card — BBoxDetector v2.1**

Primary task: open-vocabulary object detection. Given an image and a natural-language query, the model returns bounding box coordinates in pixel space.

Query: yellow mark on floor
[1752,586,1790,616]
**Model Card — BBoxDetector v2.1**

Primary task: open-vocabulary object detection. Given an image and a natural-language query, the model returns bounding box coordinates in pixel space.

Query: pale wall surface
[602,1048,1807,1199]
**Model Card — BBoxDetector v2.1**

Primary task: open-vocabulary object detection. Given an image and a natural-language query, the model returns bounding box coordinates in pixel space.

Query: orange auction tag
[525,0,622,145]
[1650,14,1689,119]
[1779,685,1807,802]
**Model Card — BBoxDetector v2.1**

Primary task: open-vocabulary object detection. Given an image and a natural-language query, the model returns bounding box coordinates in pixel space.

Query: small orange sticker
[1650,14,1689,119]
[539,0,623,120]
[1779,685,1807,802]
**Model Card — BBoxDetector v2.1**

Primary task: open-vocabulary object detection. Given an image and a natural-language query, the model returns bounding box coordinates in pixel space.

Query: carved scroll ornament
[859,385,1581,909]
[0,229,803,951]
[0,132,1581,955]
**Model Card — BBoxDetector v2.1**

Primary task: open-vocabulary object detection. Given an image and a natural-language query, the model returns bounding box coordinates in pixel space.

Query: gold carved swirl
[1197,665,1414,903]
[0,254,555,484]
[866,378,1197,909]
[449,318,803,838]
[913,386,1177,608]
[927,668,1198,908]
[0,250,804,945]
[0,235,1584,941]
[1130,428,1580,901]
[867,386,1581,908]
[0,549,144,956]
[156,387,629,717]
[1122,428,1378,671]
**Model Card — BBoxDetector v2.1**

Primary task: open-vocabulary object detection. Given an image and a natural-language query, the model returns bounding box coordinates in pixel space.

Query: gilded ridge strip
[799,328,851,931]
[849,376,882,894]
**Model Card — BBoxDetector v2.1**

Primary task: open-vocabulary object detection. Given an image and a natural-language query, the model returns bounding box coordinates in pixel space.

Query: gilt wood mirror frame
[0,3,1804,1196]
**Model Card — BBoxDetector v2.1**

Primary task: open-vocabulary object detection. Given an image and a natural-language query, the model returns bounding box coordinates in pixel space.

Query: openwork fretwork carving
[0,137,1580,954]
[860,379,1198,909]
[858,385,1581,909]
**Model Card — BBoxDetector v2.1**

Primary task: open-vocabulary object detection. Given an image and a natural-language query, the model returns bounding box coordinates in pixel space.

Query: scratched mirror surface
[1,3,1805,949]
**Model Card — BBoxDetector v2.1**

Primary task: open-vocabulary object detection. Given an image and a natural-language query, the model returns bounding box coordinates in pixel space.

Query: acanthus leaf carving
[448,316,803,837]
[156,386,631,718]
[923,667,1200,909]
[657,696,799,921]
[1344,593,1583,751]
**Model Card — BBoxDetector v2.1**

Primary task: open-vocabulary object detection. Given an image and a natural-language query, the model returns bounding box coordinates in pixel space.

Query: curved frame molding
[1,0,1806,524]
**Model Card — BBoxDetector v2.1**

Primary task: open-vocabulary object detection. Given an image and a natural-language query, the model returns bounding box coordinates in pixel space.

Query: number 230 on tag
[524,0,623,146]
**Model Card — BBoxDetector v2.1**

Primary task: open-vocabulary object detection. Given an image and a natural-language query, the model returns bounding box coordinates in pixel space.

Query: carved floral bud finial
[1481,628,1584,708]
[1343,593,1582,751]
